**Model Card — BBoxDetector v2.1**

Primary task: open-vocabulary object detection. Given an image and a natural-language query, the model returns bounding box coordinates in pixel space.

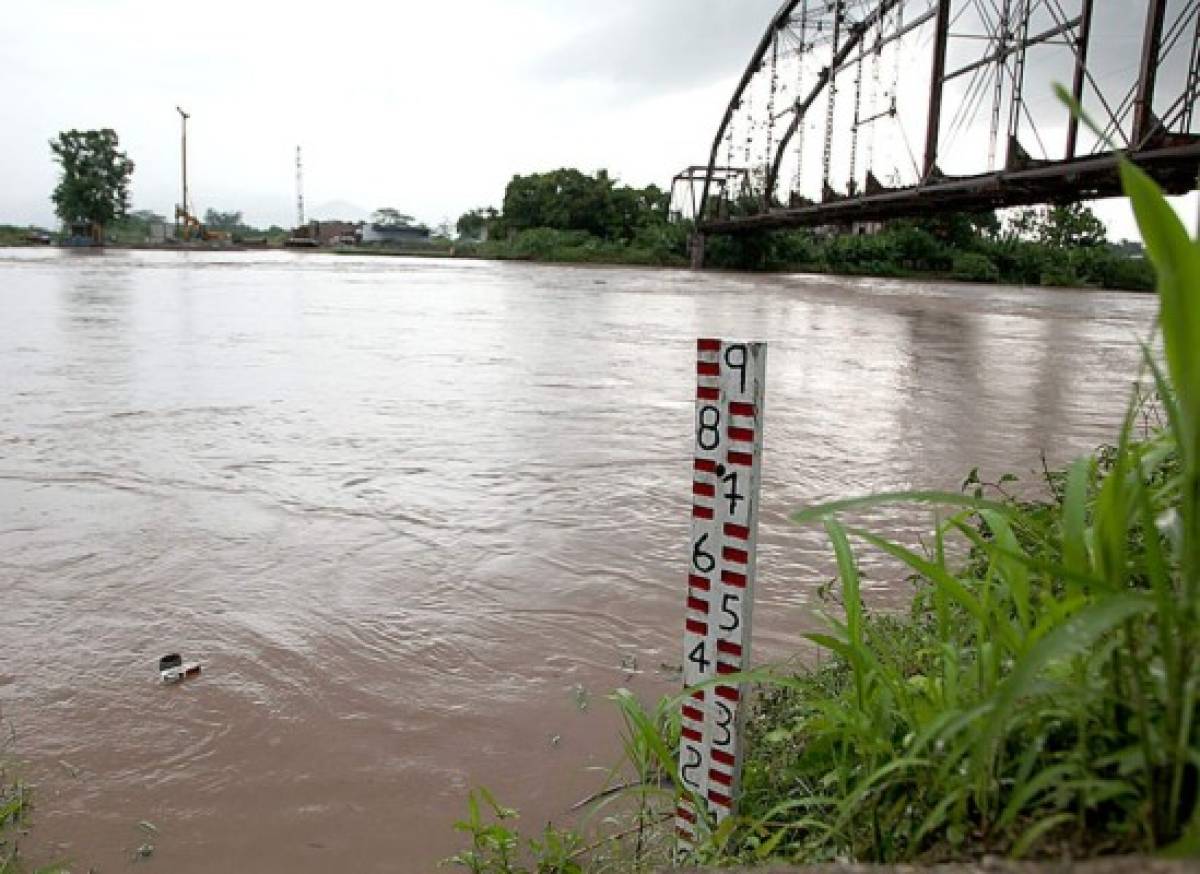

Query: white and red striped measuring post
[676,338,766,846]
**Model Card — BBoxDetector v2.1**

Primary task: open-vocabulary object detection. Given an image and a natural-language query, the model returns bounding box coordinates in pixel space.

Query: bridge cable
[765,30,781,207]
[792,0,812,197]
[1039,0,1128,149]
[864,11,884,179]
[821,0,845,197]
[1185,2,1200,130]
[1004,0,1032,160]
[889,1,908,183]
[848,46,865,195]
[1088,0,1200,147]
[986,0,1012,171]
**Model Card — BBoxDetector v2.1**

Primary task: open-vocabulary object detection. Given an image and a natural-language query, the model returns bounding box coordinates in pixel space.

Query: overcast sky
[1,0,1194,238]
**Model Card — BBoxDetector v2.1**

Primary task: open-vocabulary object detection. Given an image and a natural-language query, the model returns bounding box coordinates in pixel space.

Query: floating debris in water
[159,653,201,684]
[571,683,589,711]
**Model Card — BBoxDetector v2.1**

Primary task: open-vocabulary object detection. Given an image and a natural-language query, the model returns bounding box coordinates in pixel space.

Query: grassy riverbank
[1,762,30,873]
[445,135,1199,871]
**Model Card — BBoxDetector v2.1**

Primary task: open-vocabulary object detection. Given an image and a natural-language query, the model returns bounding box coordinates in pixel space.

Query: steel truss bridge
[672,0,1200,242]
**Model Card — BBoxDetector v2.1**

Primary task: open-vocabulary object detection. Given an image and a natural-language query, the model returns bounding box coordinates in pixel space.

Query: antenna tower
[295,145,305,227]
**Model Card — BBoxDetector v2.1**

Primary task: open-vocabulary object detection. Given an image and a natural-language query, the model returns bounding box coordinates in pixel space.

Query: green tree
[372,208,415,228]
[49,129,135,241]
[1008,202,1107,248]
[456,207,497,240]
[913,209,999,248]
[499,168,670,242]
[204,209,243,230]
[1041,201,1107,248]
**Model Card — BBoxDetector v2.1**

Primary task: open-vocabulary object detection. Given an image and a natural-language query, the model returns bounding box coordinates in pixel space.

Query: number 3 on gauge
[681,743,703,790]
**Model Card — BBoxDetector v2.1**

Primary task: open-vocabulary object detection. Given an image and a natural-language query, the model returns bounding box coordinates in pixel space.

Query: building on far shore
[286,220,361,247]
[361,223,431,246]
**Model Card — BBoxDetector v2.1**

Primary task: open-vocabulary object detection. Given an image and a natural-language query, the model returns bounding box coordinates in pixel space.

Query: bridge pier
[689,232,706,270]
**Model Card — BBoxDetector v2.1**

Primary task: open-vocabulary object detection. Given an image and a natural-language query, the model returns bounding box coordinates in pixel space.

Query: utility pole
[295,145,305,228]
[176,106,190,236]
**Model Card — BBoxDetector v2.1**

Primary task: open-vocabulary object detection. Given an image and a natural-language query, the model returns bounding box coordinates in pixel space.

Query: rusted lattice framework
[670,0,1200,236]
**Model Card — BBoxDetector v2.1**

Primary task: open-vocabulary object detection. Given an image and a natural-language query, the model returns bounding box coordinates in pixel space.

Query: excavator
[175,205,230,242]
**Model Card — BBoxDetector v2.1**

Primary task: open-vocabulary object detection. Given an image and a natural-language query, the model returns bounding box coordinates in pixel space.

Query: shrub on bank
[951,251,1000,282]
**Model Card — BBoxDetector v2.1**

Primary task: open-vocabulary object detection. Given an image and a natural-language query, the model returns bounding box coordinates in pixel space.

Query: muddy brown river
[0,248,1155,871]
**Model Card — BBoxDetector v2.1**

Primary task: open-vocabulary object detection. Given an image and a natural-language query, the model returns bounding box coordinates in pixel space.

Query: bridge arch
[684,0,1200,234]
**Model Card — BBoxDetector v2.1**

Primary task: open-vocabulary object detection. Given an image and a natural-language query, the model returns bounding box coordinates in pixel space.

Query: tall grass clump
[1,734,31,874]
[447,103,1199,871]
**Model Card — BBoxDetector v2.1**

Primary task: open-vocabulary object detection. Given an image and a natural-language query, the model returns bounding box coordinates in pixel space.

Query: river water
[0,248,1155,871]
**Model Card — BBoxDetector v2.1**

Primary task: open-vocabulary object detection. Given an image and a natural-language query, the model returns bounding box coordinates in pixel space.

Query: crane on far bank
[173,105,229,243]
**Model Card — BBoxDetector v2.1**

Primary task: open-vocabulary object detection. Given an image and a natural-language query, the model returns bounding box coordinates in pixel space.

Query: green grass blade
[1010,812,1075,859]
[975,594,1154,772]
[790,490,1012,526]
[847,527,1020,652]
[1119,161,1200,461]
[1061,457,1090,580]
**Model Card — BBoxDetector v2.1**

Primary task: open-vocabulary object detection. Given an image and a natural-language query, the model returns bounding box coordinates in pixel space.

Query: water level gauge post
[677,338,766,848]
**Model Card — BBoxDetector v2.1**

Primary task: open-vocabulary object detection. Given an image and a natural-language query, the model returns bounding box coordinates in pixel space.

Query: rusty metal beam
[943,16,1080,83]
[1134,0,1168,146]
[923,0,952,179]
[697,0,803,223]
[833,8,935,77]
[1065,0,1095,159]
[700,142,1200,234]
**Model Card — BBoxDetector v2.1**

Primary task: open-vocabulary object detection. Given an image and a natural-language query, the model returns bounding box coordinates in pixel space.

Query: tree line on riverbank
[458,167,1155,290]
[29,126,1154,290]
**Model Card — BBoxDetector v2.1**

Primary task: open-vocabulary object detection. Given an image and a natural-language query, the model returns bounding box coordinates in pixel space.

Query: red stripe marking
[682,726,702,743]
[687,596,709,613]
[717,661,738,675]
[696,386,719,401]
[721,570,747,588]
[697,338,721,352]
[718,640,742,657]
[692,481,715,497]
[697,361,719,376]
[688,574,711,592]
[727,451,753,467]
[716,685,740,702]
[724,523,750,540]
[682,705,704,722]
[694,458,717,473]
[686,619,708,635]
[728,426,754,443]
[722,546,748,564]
[712,749,736,767]
[729,402,755,417]
[690,690,705,701]
[708,790,732,808]
[709,769,732,786]
[676,826,695,841]
[692,504,713,520]
[676,805,697,823]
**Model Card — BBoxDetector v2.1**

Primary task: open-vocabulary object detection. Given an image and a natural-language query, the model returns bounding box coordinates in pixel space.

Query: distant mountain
[308,200,371,222]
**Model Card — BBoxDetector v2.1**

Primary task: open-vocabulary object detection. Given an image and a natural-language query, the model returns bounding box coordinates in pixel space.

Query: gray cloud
[532,0,780,96]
